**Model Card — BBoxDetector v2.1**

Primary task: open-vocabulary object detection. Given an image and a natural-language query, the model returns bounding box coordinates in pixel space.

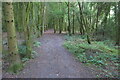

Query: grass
[63,35,119,78]
[8,63,23,74]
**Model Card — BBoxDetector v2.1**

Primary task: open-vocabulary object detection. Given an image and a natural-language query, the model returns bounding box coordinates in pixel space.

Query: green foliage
[18,45,27,59]
[33,41,41,47]
[21,58,29,62]
[31,51,38,58]
[3,2,119,76]
[78,42,118,54]
[64,35,118,55]
[18,45,38,60]
[63,35,119,77]
[8,63,23,74]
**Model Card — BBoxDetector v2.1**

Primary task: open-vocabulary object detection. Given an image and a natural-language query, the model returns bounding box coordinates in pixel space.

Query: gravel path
[3,30,96,78]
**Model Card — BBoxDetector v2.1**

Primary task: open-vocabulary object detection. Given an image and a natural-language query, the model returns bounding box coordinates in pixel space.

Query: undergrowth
[8,63,23,74]
[3,41,41,73]
[63,35,119,78]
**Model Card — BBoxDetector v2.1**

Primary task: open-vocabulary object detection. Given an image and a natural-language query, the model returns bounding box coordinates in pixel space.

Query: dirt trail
[3,30,96,78]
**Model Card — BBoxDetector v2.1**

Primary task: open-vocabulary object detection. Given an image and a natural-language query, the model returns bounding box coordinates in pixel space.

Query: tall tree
[95,3,99,34]
[4,2,21,70]
[116,2,120,45]
[42,3,46,34]
[101,3,111,37]
[22,3,33,58]
[68,2,71,36]
[78,2,91,44]
[72,9,75,34]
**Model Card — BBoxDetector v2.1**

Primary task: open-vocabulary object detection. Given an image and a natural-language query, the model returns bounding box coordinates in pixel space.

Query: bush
[18,45,27,59]
[33,41,41,47]
[8,63,23,73]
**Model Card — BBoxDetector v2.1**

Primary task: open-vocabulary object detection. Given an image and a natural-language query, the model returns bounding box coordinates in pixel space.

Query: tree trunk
[23,3,32,58]
[68,2,71,36]
[42,3,46,34]
[72,10,75,34]
[76,14,84,34]
[96,3,99,35]
[4,2,21,71]
[101,4,111,37]
[78,2,91,44]
[59,18,62,34]
[37,6,41,37]
[116,2,120,45]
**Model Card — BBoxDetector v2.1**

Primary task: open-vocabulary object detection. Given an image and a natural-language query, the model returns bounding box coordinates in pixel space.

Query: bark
[59,18,61,34]
[23,3,32,58]
[116,2,120,45]
[95,3,99,34]
[53,19,56,33]
[4,2,21,65]
[32,3,37,38]
[72,10,75,34]
[78,2,91,44]
[37,6,41,37]
[40,3,43,35]
[59,3,63,34]
[68,2,71,36]
[76,14,84,34]
[101,4,111,37]
[42,3,46,34]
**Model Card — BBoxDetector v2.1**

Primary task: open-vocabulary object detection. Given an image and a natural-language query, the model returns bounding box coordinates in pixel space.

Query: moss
[8,63,23,73]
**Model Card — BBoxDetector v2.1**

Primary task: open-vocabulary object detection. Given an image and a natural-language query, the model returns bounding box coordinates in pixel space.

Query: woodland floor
[3,30,96,78]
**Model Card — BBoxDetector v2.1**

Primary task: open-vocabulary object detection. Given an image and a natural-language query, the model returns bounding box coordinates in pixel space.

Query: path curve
[3,30,95,78]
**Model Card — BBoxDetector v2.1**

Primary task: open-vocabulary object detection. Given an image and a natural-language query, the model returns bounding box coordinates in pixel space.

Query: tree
[3,2,21,72]
[78,2,91,44]
[22,2,33,58]
[41,3,46,35]
[72,8,75,34]
[68,2,71,36]
[116,1,120,45]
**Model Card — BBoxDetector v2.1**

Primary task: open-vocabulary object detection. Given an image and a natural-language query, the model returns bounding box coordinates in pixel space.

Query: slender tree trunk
[96,3,99,35]
[72,10,75,34]
[76,14,84,34]
[101,3,111,38]
[68,2,71,36]
[37,4,41,37]
[54,24,56,33]
[78,2,91,44]
[23,3,32,58]
[59,3,62,34]
[59,18,61,34]
[42,3,46,34]
[4,2,21,69]
[40,3,43,35]
[116,2,120,45]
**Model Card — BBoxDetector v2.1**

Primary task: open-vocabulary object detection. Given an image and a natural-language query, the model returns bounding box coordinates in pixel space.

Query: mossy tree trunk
[40,3,45,35]
[4,2,21,66]
[22,3,32,59]
[37,3,41,37]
